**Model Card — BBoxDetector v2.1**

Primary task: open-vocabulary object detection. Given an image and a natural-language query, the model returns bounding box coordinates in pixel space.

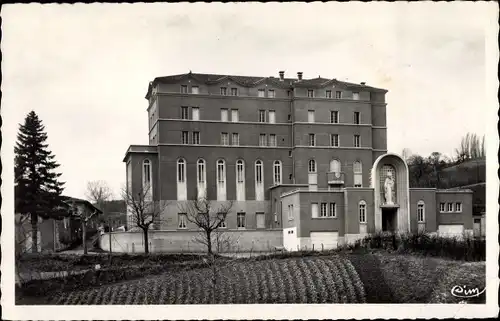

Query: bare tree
[121,184,167,254]
[71,200,101,255]
[179,196,234,255]
[455,132,486,163]
[86,180,113,211]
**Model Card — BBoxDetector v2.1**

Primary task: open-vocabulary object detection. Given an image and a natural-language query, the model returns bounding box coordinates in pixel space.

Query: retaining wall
[99,229,283,254]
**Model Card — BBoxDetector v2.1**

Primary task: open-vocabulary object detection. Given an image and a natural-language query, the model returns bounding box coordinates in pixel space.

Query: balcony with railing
[327,171,345,185]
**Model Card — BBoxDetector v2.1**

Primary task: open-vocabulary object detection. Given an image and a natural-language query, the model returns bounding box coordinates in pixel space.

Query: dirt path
[347,253,395,303]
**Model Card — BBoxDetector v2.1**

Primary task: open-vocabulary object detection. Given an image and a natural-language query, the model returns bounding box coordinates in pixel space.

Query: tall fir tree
[14,111,67,253]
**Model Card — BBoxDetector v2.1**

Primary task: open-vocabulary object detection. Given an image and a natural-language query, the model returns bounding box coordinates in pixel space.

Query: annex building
[115,71,473,253]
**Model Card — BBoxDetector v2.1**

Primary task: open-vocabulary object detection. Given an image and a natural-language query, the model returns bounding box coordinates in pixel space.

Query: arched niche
[370,153,410,233]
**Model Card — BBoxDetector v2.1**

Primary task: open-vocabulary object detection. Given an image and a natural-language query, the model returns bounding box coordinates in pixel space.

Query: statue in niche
[384,171,395,205]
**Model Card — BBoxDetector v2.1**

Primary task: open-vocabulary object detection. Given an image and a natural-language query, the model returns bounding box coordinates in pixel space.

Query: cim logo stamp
[451,285,486,298]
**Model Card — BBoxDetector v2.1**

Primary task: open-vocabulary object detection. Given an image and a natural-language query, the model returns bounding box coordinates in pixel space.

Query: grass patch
[43,256,365,305]
[355,232,485,262]
[349,252,486,304]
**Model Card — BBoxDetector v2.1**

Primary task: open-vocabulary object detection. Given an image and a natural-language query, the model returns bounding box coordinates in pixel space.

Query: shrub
[356,232,485,261]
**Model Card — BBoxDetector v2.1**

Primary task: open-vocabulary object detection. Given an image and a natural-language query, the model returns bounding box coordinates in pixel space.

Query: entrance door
[382,208,397,232]
[473,218,481,238]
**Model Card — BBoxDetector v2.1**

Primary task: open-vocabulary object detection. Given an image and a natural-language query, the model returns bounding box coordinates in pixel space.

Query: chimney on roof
[297,72,303,81]
[279,71,285,81]
[361,82,366,86]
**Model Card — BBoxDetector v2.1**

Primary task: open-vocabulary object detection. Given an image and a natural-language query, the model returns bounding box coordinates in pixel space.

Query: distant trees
[455,133,485,164]
[85,180,113,213]
[14,111,67,253]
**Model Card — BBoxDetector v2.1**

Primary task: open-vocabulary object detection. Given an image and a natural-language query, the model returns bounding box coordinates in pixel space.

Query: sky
[2,2,495,200]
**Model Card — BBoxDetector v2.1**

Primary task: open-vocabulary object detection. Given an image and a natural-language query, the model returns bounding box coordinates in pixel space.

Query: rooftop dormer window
[181,85,188,94]
[220,87,227,96]
[231,88,238,96]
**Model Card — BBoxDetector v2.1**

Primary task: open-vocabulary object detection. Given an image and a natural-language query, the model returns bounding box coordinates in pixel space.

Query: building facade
[122,71,473,252]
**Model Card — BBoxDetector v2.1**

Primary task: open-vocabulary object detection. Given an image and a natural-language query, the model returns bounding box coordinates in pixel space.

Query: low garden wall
[99,229,283,254]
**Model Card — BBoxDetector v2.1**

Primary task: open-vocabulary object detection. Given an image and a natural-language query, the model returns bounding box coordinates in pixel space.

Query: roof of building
[62,196,103,215]
[145,71,388,99]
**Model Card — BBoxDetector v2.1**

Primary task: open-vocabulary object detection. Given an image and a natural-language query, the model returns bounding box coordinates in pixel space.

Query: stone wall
[99,229,283,254]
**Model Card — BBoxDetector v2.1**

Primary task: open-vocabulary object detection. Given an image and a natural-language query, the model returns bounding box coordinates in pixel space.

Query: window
[259,134,267,147]
[181,85,188,94]
[354,135,360,148]
[335,91,342,99]
[220,87,227,95]
[231,88,238,96]
[354,112,360,124]
[353,161,363,187]
[269,110,276,123]
[237,213,246,228]
[309,134,316,146]
[221,132,229,146]
[439,203,446,212]
[307,89,314,98]
[273,161,282,185]
[288,150,292,157]
[191,86,199,94]
[177,159,186,183]
[287,90,291,97]
[353,92,360,100]
[311,203,319,218]
[192,107,200,121]
[231,109,239,122]
[192,131,200,145]
[258,89,265,98]
[218,213,227,228]
[256,213,265,228]
[268,90,275,98]
[330,159,341,174]
[326,90,332,98]
[288,205,294,220]
[308,110,315,123]
[143,159,151,186]
[178,213,187,229]
[197,159,206,183]
[308,159,316,173]
[182,131,189,144]
[320,203,327,217]
[221,108,228,121]
[330,111,339,124]
[417,201,425,222]
[259,110,266,122]
[268,134,277,147]
[217,160,225,184]
[236,160,244,183]
[447,203,453,212]
[232,133,239,146]
[288,114,291,121]
[455,202,462,212]
[255,160,263,183]
[359,200,367,223]
[329,203,336,217]
[331,134,339,147]
[181,106,189,120]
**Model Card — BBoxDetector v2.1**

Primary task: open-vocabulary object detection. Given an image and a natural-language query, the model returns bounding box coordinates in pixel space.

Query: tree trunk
[30,213,38,253]
[143,228,149,254]
[206,231,212,254]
